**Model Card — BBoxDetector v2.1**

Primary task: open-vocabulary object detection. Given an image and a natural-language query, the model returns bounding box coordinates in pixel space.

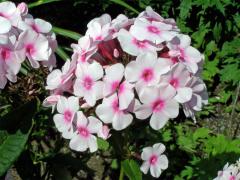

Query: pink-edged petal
[34,18,52,33]
[141,146,153,160]
[159,84,176,101]
[185,46,201,63]
[117,29,139,56]
[119,82,134,110]
[112,113,133,131]
[175,87,193,103]
[140,161,150,174]
[0,17,11,34]
[76,111,88,127]
[73,79,85,97]
[105,63,124,82]
[139,86,159,104]
[88,116,102,134]
[69,134,88,152]
[53,114,67,132]
[163,99,179,118]
[96,100,114,124]
[62,127,74,139]
[88,62,103,81]
[57,96,68,113]
[125,61,139,83]
[157,155,168,170]
[152,143,166,155]
[67,96,79,112]
[84,91,97,107]
[179,34,191,48]
[134,104,152,120]
[150,164,162,178]
[0,75,7,89]
[88,135,98,152]
[93,81,104,100]
[150,112,169,130]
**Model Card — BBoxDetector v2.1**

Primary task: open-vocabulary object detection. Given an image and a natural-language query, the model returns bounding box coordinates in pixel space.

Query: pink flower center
[119,83,125,95]
[149,155,158,165]
[132,38,147,49]
[26,44,35,55]
[147,25,160,34]
[1,48,10,60]
[78,126,90,138]
[111,81,120,92]
[229,176,236,180]
[78,53,86,63]
[83,76,93,90]
[170,78,179,88]
[141,68,154,82]
[63,110,73,123]
[112,98,120,112]
[96,35,103,41]
[152,99,165,112]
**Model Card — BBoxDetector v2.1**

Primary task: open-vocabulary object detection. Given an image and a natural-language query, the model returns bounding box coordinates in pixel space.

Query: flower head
[69,111,102,152]
[140,143,168,178]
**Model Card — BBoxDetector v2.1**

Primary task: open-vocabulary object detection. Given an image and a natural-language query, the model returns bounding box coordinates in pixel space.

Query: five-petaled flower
[140,143,168,178]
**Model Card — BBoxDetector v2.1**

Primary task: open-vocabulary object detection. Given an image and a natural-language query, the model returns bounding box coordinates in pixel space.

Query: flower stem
[119,165,124,180]
[52,26,81,41]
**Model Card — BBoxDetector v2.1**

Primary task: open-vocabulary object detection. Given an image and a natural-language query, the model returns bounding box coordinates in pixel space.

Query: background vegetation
[0,0,239,179]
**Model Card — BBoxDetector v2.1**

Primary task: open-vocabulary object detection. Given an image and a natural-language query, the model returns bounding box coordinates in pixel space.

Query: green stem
[52,26,81,41]
[119,165,124,180]
[56,47,70,61]
[28,0,63,8]
[20,67,28,75]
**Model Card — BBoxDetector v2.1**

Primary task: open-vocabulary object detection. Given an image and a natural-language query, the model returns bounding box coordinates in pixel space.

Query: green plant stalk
[52,26,81,41]
[119,165,124,180]
[231,81,240,137]
[56,47,70,61]
[20,66,28,75]
[28,0,63,8]
[109,0,140,14]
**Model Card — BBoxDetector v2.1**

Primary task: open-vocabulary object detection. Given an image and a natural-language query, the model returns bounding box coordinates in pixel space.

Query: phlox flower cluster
[44,6,208,178]
[214,158,240,180]
[0,1,57,89]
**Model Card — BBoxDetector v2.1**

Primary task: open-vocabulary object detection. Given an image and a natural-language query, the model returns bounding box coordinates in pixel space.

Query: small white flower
[140,143,168,178]
[135,84,179,130]
[69,111,102,152]
[53,96,79,139]
[73,61,103,106]
[96,93,133,131]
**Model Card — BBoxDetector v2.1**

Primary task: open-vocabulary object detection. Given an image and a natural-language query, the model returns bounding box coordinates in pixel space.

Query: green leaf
[121,159,142,180]
[28,0,63,8]
[56,47,70,61]
[0,99,38,176]
[205,41,218,56]
[213,23,222,42]
[162,129,172,142]
[220,63,240,85]
[52,26,81,41]
[97,138,109,151]
[193,128,210,141]
[179,0,192,20]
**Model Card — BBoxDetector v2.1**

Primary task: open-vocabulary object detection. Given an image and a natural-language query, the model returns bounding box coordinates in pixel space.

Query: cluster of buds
[214,159,240,180]
[44,6,208,178]
[0,1,57,89]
